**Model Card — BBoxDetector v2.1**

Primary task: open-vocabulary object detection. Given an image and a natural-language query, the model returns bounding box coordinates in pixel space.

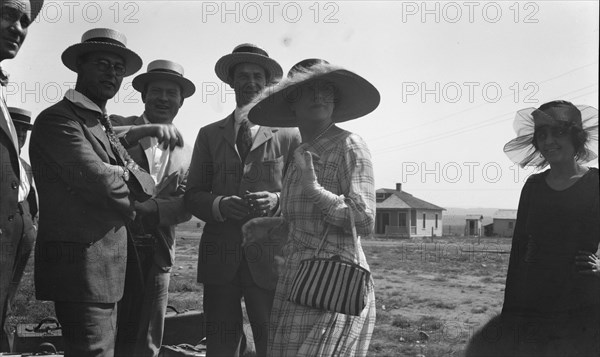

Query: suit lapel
[220,113,236,153]
[69,104,119,163]
[1,100,20,155]
[251,126,277,151]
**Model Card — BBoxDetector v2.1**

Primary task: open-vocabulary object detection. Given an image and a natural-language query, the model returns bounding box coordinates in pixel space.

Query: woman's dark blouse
[503,168,600,315]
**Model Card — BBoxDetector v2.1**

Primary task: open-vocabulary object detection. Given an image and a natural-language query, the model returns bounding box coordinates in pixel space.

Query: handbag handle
[313,198,360,264]
[26,317,61,332]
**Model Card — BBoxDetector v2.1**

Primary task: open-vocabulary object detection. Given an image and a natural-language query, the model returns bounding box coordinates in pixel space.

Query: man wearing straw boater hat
[29,28,154,357]
[185,44,301,356]
[0,0,43,350]
[110,59,195,357]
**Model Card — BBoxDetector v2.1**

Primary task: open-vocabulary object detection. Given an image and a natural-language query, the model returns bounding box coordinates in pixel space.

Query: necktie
[236,119,253,162]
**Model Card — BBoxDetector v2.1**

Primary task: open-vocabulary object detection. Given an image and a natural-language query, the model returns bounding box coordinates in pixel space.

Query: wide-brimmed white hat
[132,60,196,98]
[215,43,283,85]
[8,107,33,130]
[248,61,380,127]
[62,28,142,76]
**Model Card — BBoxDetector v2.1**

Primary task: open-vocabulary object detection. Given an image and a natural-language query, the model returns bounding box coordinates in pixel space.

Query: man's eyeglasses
[91,60,126,77]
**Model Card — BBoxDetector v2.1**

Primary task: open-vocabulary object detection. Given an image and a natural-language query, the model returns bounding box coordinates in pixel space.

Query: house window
[399,212,407,227]
[435,214,438,229]
[422,213,426,229]
[508,221,514,229]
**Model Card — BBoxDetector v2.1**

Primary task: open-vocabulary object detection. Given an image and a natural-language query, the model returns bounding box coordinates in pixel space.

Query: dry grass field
[6,229,512,357]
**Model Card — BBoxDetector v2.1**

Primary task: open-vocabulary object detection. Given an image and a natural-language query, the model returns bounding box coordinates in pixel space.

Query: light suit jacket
[30,99,154,303]
[185,113,301,286]
[111,114,192,270]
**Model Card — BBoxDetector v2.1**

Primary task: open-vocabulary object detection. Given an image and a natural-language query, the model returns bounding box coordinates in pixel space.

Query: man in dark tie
[185,44,301,356]
[0,0,43,349]
[29,28,154,357]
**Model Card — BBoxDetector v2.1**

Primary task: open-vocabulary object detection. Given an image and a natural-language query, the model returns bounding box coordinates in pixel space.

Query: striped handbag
[287,204,370,316]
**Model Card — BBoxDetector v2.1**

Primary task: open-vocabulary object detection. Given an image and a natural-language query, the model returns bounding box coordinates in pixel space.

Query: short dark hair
[532,100,588,159]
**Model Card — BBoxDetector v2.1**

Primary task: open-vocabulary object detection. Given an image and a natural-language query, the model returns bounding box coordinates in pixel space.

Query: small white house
[375,183,445,238]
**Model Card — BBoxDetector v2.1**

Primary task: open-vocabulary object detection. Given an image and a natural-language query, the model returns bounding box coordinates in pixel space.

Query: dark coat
[30,99,153,303]
[185,113,301,286]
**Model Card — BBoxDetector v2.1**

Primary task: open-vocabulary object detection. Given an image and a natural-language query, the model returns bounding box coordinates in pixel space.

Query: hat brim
[12,119,33,130]
[248,66,380,127]
[132,72,196,98]
[215,53,283,85]
[62,42,142,77]
[504,105,599,168]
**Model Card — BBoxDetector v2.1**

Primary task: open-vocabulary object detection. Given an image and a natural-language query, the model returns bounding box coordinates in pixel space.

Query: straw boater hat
[215,43,283,85]
[132,59,196,98]
[61,28,142,76]
[248,59,380,127]
[8,107,33,130]
[503,101,599,168]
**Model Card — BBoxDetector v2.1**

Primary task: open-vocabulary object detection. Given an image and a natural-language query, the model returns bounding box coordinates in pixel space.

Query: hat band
[232,45,269,57]
[84,37,126,47]
[148,68,184,77]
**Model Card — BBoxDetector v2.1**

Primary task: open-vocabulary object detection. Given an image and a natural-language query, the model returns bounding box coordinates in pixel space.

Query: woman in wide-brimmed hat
[248,59,380,357]
[497,100,600,356]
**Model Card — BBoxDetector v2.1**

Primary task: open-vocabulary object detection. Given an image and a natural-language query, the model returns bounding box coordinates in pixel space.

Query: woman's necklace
[310,122,335,143]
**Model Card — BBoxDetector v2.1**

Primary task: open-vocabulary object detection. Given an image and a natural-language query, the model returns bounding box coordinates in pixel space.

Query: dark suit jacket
[1,99,23,323]
[185,113,301,286]
[30,99,153,303]
[111,114,192,270]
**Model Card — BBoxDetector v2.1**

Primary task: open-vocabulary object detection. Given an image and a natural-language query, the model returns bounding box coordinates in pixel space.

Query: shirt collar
[234,106,256,127]
[64,89,104,114]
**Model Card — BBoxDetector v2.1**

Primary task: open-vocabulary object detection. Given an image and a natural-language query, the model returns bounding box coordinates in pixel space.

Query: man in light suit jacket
[185,44,301,357]
[29,28,154,357]
[111,59,194,357]
[0,0,43,349]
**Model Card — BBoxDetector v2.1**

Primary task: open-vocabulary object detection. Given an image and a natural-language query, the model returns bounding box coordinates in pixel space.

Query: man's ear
[179,97,184,108]
[141,91,147,104]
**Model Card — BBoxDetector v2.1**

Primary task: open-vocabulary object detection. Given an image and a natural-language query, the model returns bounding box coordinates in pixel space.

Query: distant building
[492,209,518,237]
[465,214,484,237]
[375,183,445,238]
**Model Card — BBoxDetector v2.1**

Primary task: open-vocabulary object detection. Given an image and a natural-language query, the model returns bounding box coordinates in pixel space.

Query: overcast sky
[4,0,598,209]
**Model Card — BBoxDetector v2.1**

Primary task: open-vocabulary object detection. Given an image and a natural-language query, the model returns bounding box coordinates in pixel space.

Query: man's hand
[576,250,600,277]
[244,191,279,216]
[149,123,184,149]
[126,123,184,150]
[219,196,249,220]
[134,199,158,217]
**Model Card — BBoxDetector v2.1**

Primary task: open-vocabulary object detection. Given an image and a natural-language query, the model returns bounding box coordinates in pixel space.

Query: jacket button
[0,228,3,235]
[11,181,18,189]
[8,215,14,222]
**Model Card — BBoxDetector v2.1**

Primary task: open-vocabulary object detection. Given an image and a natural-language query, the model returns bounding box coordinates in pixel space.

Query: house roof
[466,214,483,220]
[376,188,445,211]
[493,209,518,220]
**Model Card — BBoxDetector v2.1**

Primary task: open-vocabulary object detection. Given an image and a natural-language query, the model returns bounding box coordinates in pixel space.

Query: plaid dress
[267,126,376,357]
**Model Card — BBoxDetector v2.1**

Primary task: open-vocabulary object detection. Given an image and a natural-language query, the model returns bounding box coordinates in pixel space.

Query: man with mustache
[111,59,194,357]
[185,44,301,356]
[29,28,154,357]
[0,0,43,349]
